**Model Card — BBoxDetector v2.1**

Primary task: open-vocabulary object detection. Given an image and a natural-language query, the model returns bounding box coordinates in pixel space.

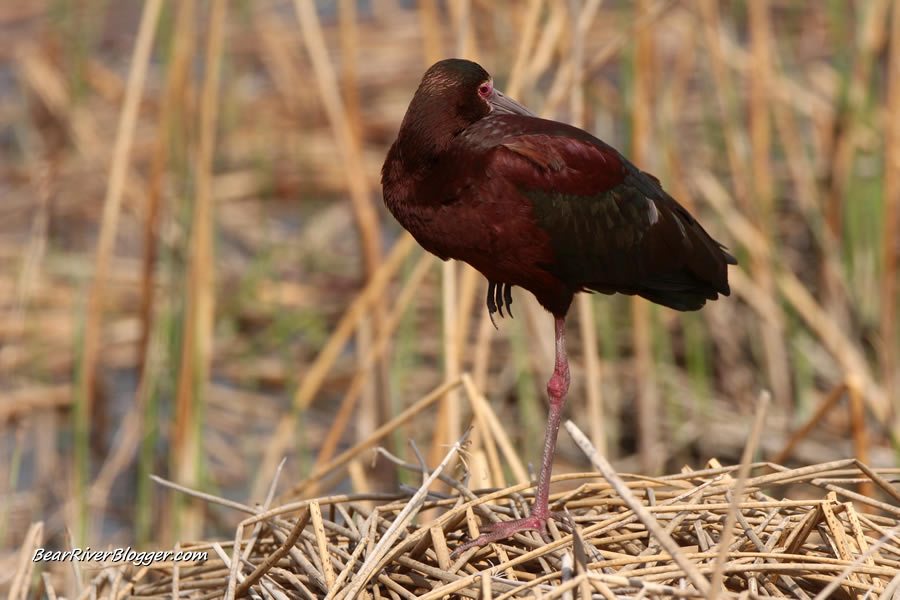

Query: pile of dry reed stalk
[12,412,900,600]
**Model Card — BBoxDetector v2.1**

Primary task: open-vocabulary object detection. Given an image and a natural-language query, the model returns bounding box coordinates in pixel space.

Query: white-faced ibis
[381,59,736,551]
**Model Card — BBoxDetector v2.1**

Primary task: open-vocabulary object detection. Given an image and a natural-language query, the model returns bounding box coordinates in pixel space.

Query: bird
[381,58,736,551]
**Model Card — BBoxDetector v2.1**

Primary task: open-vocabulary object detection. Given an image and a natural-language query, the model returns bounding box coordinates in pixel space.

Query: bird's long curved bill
[490,89,537,116]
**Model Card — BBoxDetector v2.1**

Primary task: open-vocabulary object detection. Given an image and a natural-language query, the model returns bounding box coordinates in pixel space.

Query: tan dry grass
[19,406,900,600]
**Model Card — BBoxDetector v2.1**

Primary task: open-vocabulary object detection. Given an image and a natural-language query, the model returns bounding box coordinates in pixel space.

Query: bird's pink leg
[454,316,569,554]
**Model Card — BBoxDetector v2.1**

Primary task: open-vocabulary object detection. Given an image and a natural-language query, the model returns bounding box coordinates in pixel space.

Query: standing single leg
[454,316,570,553]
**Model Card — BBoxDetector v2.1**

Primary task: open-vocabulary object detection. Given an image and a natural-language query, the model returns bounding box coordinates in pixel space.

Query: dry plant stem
[241,458,287,564]
[418,0,444,65]
[463,381,506,488]
[772,382,846,464]
[449,0,476,59]
[697,0,748,210]
[9,521,43,600]
[310,502,337,589]
[746,0,791,408]
[150,474,257,514]
[505,0,544,98]
[77,0,162,527]
[461,373,529,485]
[704,0,789,408]
[847,381,874,503]
[233,508,310,599]
[1,131,49,375]
[433,259,461,470]
[173,0,227,541]
[338,0,362,142]
[340,0,382,481]
[140,0,194,377]
[695,169,888,421]
[256,233,416,499]
[339,430,471,600]
[853,460,900,505]
[312,252,434,474]
[811,523,900,600]
[568,0,605,458]
[518,2,566,102]
[136,458,900,599]
[564,421,711,595]
[290,0,381,277]
[882,0,900,402]
[630,0,660,475]
[823,0,890,242]
[291,0,388,488]
[277,377,463,502]
[707,391,770,600]
[882,574,900,600]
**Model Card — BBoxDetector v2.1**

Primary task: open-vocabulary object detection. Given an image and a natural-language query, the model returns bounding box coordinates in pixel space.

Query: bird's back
[384,113,736,315]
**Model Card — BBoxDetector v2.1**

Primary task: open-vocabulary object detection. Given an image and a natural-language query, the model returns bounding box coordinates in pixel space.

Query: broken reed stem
[138,452,900,599]
[810,523,900,600]
[564,420,711,595]
[339,429,471,600]
[772,382,846,464]
[232,508,310,599]
[462,373,529,485]
[847,380,875,504]
[277,377,463,502]
[707,391,770,600]
[76,0,163,544]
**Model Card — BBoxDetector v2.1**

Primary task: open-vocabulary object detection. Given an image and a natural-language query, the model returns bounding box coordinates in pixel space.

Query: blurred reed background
[0,0,898,578]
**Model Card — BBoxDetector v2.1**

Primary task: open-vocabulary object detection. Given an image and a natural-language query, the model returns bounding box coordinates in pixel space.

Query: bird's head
[395,59,534,163]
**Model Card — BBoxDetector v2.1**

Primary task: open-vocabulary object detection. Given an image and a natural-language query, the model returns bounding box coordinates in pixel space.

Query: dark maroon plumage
[383,59,736,320]
[381,58,736,551]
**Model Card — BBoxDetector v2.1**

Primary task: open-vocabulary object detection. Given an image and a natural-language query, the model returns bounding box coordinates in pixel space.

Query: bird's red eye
[478,83,492,97]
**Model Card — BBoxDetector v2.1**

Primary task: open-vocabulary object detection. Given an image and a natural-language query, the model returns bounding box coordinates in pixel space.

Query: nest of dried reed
[17,417,900,600]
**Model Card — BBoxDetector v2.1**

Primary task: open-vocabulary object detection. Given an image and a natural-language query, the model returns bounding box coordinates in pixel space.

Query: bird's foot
[487,281,499,329]
[451,509,568,557]
[486,281,514,329]
[503,283,513,318]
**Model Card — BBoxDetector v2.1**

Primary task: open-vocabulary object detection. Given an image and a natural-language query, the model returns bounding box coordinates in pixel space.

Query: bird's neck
[395,109,463,172]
